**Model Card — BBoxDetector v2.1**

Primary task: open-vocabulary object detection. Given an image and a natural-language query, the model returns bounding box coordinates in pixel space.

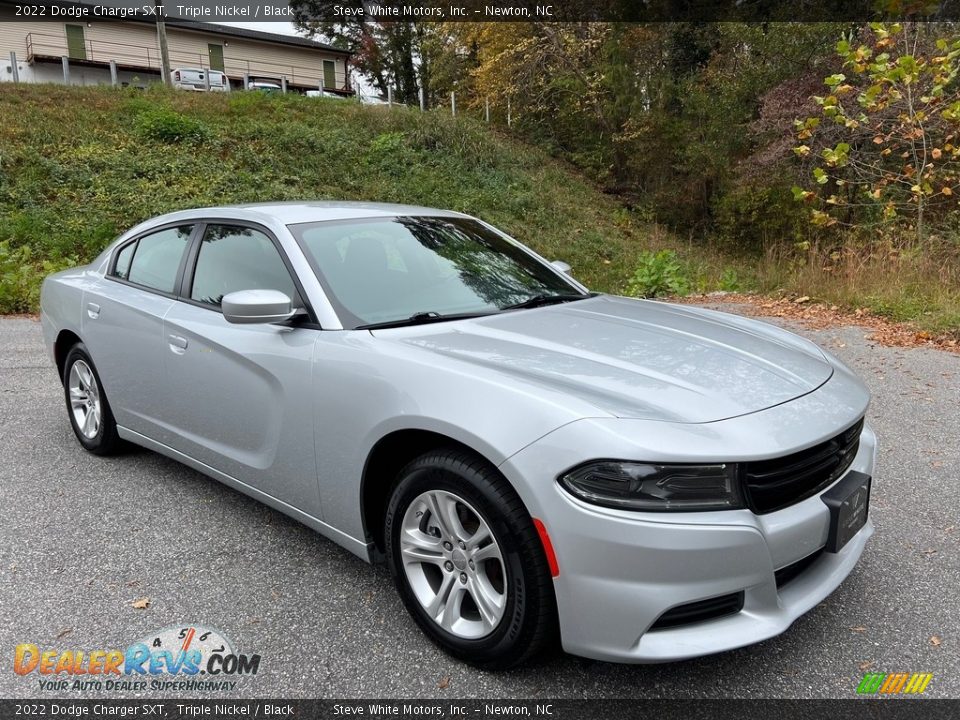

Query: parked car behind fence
[172,68,229,92]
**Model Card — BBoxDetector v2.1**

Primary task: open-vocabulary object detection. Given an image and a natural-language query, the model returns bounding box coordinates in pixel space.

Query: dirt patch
[677,292,960,355]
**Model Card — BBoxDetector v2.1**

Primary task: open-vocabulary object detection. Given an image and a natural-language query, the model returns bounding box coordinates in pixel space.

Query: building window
[208,44,224,72]
[65,24,86,61]
[323,60,336,90]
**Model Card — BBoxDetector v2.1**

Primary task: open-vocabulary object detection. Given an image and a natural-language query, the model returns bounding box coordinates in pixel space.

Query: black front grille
[743,418,864,514]
[649,592,744,631]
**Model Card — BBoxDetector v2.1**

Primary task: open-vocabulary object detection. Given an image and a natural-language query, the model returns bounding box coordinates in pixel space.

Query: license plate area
[821,471,871,553]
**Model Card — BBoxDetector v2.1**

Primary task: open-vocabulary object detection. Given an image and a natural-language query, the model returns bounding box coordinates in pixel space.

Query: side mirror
[550,260,573,275]
[222,289,295,325]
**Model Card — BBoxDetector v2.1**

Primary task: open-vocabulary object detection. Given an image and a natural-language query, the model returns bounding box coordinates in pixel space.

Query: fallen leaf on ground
[131,598,150,610]
[859,661,876,672]
[438,676,450,689]
[673,293,960,355]
[930,635,942,646]
[55,628,73,640]
[850,625,867,633]
[794,296,811,304]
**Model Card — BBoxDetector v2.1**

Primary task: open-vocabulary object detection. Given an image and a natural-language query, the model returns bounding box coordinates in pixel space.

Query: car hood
[375,295,834,423]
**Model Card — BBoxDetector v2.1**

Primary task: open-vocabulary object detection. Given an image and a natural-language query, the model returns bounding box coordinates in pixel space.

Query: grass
[746,238,960,335]
[0,84,667,312]
[1,84,958,334]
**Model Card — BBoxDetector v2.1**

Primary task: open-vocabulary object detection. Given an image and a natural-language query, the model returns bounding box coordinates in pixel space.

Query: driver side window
[190,225,298,308]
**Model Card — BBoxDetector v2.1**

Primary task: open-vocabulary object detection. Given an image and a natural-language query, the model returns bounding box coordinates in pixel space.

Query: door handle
[168,334,188,353]
[86,302,100,319]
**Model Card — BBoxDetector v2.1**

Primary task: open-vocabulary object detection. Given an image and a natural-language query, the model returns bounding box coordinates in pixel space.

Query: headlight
[558,461,744,511]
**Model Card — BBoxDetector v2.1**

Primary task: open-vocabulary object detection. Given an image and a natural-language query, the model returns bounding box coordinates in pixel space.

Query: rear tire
[385,448,557,669]
[63,343,122,456]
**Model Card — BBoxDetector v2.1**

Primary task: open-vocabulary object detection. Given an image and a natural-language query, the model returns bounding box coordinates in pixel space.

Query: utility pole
[156,4,171,86]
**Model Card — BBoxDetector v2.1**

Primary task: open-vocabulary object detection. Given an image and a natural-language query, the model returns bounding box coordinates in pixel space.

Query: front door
[322,59,336,89]
[65,25,86,60]
[208,44,224,72]
[162,223,321,517]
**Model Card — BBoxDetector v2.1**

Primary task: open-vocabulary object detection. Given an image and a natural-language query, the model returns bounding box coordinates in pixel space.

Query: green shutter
[323,60,336,89]
[65,24,86,61]
[208,44,224,73]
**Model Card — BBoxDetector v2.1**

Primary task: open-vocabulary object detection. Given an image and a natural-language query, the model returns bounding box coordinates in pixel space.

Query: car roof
[139,201,470,229]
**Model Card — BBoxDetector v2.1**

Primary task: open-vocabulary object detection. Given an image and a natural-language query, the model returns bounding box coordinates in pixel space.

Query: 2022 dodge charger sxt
[40,202,875,668]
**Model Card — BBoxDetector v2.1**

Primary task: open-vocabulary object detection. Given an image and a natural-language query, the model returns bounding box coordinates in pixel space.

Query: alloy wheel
[399,490,507,639]
[68,359,101,440]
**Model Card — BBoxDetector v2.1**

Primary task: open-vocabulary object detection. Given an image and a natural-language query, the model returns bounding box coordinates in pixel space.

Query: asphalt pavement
[0,310,957,699]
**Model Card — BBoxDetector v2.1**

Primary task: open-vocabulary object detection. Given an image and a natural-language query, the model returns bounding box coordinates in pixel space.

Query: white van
[171,68,230,92]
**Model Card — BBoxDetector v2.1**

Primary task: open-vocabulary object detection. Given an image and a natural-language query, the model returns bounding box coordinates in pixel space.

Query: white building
[0,7,352,93]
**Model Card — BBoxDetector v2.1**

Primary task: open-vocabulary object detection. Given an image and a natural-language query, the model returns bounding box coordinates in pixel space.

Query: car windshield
[288,216,586,329]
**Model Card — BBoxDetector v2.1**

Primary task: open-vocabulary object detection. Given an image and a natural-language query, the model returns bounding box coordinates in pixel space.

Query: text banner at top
[4,0,960,23]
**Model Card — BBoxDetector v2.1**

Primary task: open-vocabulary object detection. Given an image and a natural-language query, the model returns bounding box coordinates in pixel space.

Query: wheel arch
[360,428,510,559]
[54,329,83,383]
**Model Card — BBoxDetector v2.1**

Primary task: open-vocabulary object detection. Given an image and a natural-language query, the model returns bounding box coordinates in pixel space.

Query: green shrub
[0,241,76,314]
[627,250,691,298]
[367,131,408,157]
[712,183,807,253]
[719,267,742,292]
[136,108,211,143]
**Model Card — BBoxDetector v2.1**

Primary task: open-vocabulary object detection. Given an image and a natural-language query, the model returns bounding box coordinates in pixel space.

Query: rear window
[113,241,136,280]
[110,225,193,294]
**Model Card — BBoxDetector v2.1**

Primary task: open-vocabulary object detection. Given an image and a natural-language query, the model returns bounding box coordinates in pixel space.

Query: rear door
[82,223,196,444]
[162,222,321,516]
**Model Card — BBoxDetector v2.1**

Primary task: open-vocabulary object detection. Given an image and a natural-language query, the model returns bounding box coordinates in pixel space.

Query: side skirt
[117,426,374,562]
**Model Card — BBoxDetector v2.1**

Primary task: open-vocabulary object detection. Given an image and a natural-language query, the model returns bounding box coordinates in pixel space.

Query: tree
[795,23,960,241]
[443,22,840,228]
[291,1,425,103]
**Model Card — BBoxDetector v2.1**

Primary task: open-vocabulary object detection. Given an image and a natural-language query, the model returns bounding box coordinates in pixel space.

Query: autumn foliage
[795,23,960,241]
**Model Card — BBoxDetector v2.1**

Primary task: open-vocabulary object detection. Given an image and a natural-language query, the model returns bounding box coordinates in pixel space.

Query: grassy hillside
[0,84,678,313]
[2,85,958,335]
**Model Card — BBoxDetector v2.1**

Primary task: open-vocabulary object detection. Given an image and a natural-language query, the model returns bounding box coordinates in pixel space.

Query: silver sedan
[40,202,875,668]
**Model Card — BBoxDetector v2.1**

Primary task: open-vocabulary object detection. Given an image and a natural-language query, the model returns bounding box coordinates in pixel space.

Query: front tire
[385,449,557,669]
[63,343,122,455]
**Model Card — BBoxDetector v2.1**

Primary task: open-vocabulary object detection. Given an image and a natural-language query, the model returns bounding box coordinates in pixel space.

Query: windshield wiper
[356,311,493,331]
[500,292,594,312]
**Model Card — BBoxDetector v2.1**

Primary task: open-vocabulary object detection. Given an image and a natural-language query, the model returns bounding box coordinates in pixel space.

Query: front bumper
[500,371,876,663]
